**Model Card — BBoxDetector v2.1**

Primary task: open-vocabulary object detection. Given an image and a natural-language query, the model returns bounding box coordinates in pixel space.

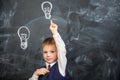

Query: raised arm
[50,20,67,76]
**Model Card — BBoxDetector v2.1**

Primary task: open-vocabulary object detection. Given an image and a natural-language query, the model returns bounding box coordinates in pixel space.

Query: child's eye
[43,51,47,53]
[51,51,55,53]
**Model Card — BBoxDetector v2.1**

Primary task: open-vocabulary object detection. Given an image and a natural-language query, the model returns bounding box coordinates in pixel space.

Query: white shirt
[29,33,67,80]
[45,62,56,69]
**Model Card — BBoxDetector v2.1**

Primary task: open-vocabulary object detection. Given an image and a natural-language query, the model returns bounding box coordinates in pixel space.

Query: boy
[29,20,67,80]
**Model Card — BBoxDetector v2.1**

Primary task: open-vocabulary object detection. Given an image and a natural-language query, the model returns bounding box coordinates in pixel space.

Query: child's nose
[47,52,51,56]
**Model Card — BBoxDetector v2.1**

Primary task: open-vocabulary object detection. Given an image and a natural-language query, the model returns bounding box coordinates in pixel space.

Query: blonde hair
[42,37,56,49]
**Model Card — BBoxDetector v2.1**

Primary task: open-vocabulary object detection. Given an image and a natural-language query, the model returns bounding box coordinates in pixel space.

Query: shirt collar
[45,62,56,69]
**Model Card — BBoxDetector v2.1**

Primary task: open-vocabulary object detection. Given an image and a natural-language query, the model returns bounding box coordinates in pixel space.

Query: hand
[50,20,58,35]
[33,68,50,76]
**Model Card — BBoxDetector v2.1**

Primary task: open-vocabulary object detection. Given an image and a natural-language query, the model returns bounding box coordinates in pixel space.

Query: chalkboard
[0,0,120,80]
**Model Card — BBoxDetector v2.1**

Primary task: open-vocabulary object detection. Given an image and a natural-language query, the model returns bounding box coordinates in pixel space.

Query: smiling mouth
[46,58,52,61]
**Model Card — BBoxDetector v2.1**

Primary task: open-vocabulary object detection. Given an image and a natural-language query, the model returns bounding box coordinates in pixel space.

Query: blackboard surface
[0,0,120,80]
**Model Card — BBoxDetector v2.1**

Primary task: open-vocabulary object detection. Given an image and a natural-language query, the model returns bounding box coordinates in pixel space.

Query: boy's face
[42,45,57,64]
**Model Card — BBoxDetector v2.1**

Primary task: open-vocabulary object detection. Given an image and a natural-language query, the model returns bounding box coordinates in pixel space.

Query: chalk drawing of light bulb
[17,26,30,50]
[41,1,53,19]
